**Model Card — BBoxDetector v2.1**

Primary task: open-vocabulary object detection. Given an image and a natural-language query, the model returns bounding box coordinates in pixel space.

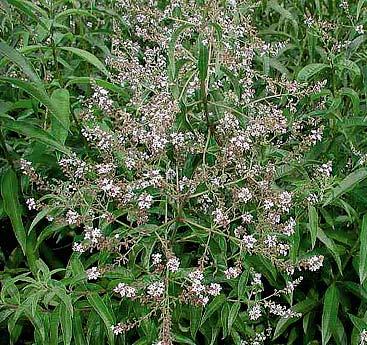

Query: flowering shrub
[1,0,367,344]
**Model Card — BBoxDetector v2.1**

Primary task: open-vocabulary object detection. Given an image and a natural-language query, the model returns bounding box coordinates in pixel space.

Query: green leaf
[59,302,72,345]
[1,118,70,154]
[359,214,367,284]
[6,0,48,23]
[308,205,318,249]
[198,41,209,82]
[221,303,230,338]
[49,307,60,345]
[1,169,27,255]
[73,312,87,345]
[50,89,70,144]
[228,302,240,333]
[273,297,318,339]
[28,207,54,235]
[168,24,194,81]
[317,228,342,274]
[268,0,298,33]
[190,306,201,338]
[87,292,115,345]
[297,63,329,82]
[59,47,109,76]
[340,87,360,115]
[173,334,196,345]
[349,314,367,332]
[322,284,339,345]
[357,0,367,20]
[66,77,129,100]
[0,77,71,134]
[201,294,226,325]
[0,40,41,83]
[323,168,367,206]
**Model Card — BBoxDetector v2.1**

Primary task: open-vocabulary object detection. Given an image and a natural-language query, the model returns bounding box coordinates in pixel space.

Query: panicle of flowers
[299,255,324,271]
[86,266,101,280]
[166,257,180,272]
[59,153,91,179]
[26,198,37,211]
[263,300,302,319]
[147,281,165,299]
[19,159,45,188]
[224,266,242,279]
[113,283,136,298]
[248,304,262,320]
[65,210,81,225]
[317,161,333,177]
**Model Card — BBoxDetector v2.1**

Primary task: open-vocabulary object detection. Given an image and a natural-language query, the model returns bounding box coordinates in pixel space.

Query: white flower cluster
[167,257,180,272]
[224,266,242,279]
[147,281,165,298]
[65,210,80,225]
[113,283,136,298]
[187,270,222,306]
[26,198,37,210]
[86,267,100,280]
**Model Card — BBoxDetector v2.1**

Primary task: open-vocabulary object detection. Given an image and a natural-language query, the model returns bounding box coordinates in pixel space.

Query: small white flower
[66,210,80,225]
[111,323,124,335]
[241,213,253,223]
[243,234,257,250]
[167,256,180,272]
[72,242,85,253]
[252,273,262,286]
[307,255,324,271]
[86,267,100,280]
[138,193,153,209]
[113,283,136,298]
[46,215,54,222]
[26,198,37,210]
[213,208,230,227]
[248,304,262,320]
[152,253,162,265]
[188,270,204,282]
[356,25,365,35]
[237,187,252,203]
[207,283,222,296]
[147,281,165,297]
[224,266,241,279]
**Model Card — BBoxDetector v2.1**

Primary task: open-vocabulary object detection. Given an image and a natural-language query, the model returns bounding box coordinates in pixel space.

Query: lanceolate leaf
[297,63,329,82]
[201,294,226,325]
[59,302,72,345]
[323,168,367,206]
[228,302,240,333]
[1,118,70,154]
[359,214,367,284]
[317,228,342,274]
[50,89,70,145]
[322,284,339,345]
[198,41,209,82]
[1,169,27,255]
[0,78,72,135]
[87,292,115,345]
[59,47,109,76]
[0,40,42,84]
